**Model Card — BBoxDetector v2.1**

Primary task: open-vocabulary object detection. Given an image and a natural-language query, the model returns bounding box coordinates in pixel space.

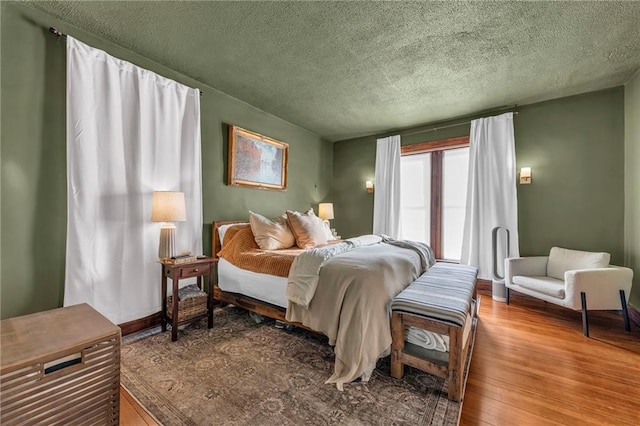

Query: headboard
[212,220,248,260]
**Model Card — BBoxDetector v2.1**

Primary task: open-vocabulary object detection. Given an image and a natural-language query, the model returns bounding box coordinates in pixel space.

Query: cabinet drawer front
[181,264,210,278]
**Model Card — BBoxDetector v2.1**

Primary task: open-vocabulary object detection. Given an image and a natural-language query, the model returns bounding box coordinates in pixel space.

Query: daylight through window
[400,137,470,261]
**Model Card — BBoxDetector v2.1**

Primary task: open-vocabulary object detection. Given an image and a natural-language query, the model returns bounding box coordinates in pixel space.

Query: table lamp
[318,202,334,227]
[151,191,186,259]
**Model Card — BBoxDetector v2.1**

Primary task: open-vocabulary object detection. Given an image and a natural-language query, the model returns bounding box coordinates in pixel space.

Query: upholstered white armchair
[505,247,634,337]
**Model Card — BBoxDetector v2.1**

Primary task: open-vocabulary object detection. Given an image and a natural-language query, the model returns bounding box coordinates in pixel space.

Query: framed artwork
[227,125,288,190]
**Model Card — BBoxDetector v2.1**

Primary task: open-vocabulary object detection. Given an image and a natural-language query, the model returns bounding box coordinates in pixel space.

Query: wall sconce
[519,167,532,184]
[366,180,374,193]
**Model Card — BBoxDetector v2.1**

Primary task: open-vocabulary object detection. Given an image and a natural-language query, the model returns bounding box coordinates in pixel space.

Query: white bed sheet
[218,258,288,308]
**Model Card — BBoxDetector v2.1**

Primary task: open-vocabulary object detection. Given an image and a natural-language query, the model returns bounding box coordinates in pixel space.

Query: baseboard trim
[629,304,640,328]
[119,312,161,336]
[476,279,491,294]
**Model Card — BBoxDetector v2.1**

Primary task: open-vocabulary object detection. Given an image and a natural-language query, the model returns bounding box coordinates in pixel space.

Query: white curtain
[373,135,402,238]
[64,37,202,324]
[461,113,519,280]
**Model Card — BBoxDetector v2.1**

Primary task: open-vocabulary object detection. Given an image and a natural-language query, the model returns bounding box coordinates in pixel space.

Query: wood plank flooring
[461,293,640,425]
[120,387,158,426]
[120,292,640,425]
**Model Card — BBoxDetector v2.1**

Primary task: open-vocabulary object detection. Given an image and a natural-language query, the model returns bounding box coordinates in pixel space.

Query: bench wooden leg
[447,325,463,402]
[390,312,405,379]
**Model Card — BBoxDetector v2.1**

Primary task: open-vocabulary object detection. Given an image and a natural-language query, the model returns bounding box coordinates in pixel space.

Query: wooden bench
[390,263,478,402]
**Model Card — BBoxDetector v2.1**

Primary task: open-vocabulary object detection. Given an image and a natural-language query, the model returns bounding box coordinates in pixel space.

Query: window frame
[401,136,470,261]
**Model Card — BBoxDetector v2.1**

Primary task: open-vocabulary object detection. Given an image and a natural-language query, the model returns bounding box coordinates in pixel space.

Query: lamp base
[158,224,177,260]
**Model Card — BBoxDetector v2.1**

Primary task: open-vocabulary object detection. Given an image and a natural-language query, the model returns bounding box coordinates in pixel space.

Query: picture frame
[227,125,289,190]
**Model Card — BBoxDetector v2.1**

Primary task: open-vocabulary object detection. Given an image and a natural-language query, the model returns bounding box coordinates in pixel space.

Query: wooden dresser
[0,303,121,425]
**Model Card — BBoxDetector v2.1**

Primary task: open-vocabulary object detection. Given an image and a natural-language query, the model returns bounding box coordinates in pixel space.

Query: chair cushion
[512,275,566,299]
[546,247,610,280]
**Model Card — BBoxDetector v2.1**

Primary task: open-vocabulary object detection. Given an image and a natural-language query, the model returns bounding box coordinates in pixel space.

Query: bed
[212,220,437,389]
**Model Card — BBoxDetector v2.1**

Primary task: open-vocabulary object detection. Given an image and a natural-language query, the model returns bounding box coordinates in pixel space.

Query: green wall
[0,3,332,320]
[334,88,626,266]
[625,71,640,309]
[515,89,625,264]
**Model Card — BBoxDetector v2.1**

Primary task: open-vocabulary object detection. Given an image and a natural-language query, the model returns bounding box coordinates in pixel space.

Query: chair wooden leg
[506,287,510,305]
[620,290,631,332]
[581,292,589,337]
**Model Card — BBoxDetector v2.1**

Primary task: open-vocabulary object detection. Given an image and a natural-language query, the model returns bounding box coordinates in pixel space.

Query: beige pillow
[286,209,328,248]
[249,211,295,250]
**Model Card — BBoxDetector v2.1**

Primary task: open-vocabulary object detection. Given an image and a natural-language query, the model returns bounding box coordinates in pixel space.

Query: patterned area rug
[121,306,467,425]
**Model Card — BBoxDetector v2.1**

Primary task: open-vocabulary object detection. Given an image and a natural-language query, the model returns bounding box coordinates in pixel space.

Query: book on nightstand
[165,254,198,264]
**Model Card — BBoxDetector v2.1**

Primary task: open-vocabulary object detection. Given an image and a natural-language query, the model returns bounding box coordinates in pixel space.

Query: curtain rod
[50,27,65,37]
[49,27,203,97]
[401,110,519,137]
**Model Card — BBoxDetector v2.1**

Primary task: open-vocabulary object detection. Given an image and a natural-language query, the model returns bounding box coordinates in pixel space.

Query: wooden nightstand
[161,257,215,342]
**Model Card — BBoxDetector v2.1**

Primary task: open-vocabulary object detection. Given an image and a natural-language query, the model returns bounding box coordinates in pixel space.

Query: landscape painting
[227,125,288,190]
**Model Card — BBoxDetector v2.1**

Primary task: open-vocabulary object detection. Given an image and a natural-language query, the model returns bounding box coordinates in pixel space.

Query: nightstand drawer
[181,264,210,278]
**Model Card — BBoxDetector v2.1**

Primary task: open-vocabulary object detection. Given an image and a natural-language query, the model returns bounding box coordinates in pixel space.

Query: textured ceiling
[31,1,640,141]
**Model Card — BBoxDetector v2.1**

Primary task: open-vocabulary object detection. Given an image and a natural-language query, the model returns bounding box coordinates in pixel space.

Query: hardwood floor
[460,292,640,425]
[120,387,158,426]
[120,292,640,425]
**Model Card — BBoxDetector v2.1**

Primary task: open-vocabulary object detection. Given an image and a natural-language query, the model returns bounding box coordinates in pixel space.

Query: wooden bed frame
[211,220,308,328]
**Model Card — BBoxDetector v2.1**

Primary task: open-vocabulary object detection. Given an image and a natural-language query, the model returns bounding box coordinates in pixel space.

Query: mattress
[218,258,288,308]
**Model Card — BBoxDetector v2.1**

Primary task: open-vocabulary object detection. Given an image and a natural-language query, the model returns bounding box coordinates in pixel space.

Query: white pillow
[546,247,610,280]
[249,211,296,250]
[322,221,334,240]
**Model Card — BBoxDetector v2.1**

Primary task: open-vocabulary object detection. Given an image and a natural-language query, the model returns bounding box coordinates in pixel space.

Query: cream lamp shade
[151,191,187,259]
[318,203,335,220]
[151,191,187,222]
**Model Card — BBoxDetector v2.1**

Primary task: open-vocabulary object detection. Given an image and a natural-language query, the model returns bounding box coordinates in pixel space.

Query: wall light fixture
[366,180,374,193]
[520,167,532,184]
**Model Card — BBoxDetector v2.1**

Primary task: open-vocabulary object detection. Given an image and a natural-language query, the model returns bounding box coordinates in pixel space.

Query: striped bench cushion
[391,263,478,327]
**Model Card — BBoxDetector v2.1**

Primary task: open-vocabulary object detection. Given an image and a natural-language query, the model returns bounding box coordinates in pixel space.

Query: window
[400,137,469,261]
[400,153,431,243]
